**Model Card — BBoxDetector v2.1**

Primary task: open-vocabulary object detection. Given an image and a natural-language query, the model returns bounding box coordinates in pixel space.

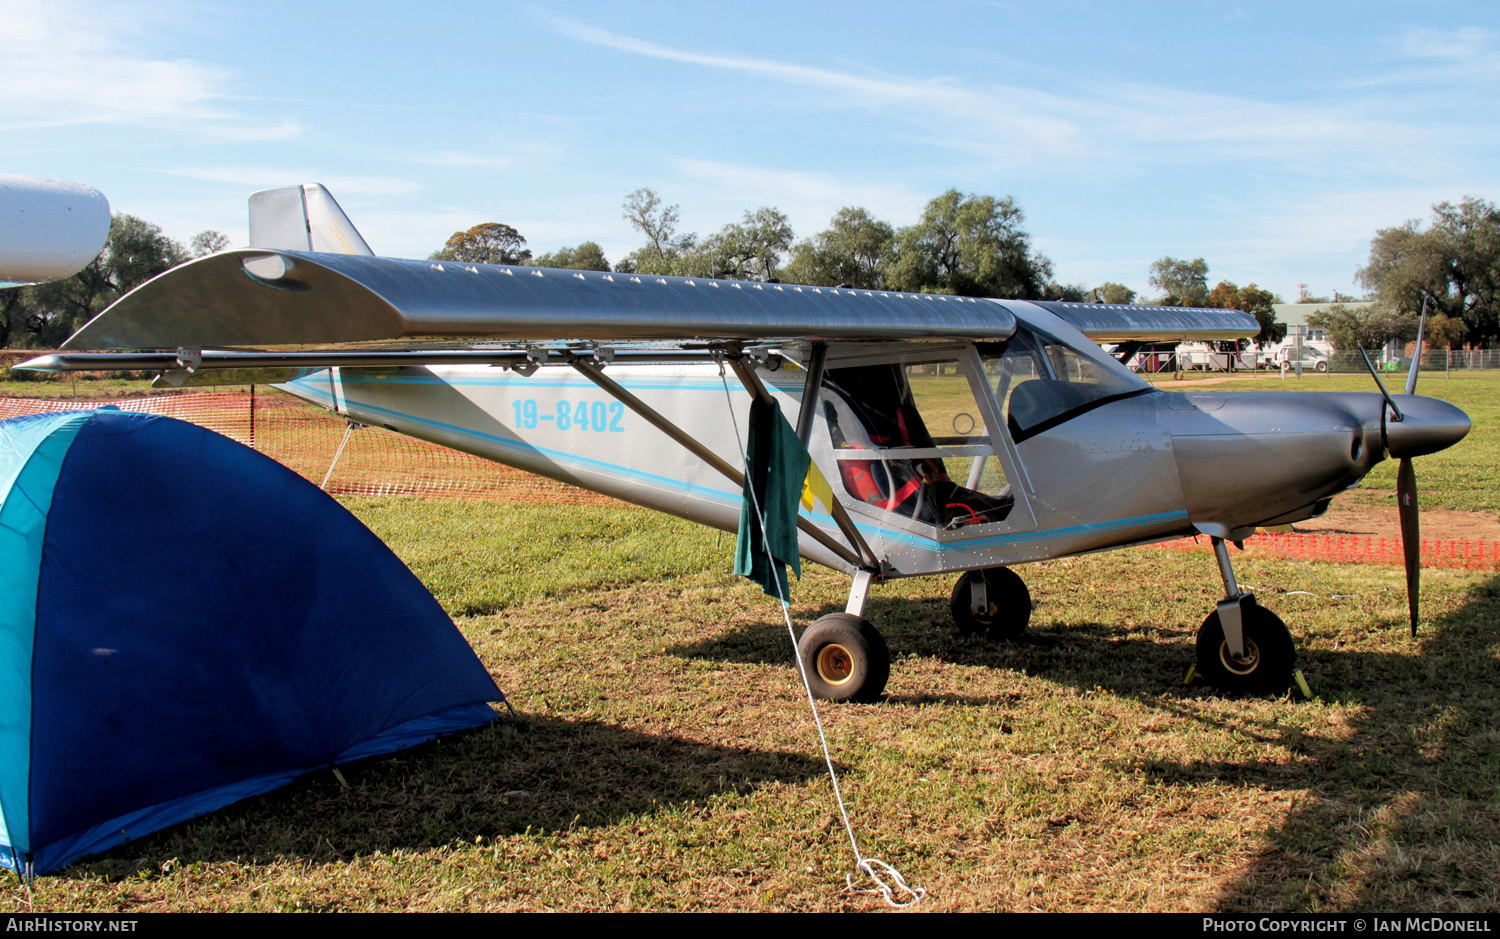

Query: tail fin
[248,183,374,255]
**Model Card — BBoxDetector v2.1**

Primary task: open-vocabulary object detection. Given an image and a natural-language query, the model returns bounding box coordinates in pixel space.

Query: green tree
[431,223,532,265]
[533,242,612,272]
[1148,256,1210,306]
[1359,197,1500,346]
[1424,312,1468,349]
[781,207,895,288]
[618,188,696,275]
[190,230,231,257]
[1093,282,1136,304]
[1307,303,1410,352]
[885,190,1052,298]
[618,191,792,282]
[19,214,188,347]
[683,207,794,281]
[1041,282,1088,301]
[0,288,29,347]
[1207,280,1282,344]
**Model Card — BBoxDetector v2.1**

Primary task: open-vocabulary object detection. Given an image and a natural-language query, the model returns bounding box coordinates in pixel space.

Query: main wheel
[797,614,889,703]
[950,567,1031,640]
[1195,599,1296,695]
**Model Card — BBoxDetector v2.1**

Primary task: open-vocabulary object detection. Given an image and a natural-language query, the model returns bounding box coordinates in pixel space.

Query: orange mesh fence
[1146,532,1500,571]
[0,391,619,505]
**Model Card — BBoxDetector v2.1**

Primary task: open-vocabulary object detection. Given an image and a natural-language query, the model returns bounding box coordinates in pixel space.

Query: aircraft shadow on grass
[1108,572,1500,912]
[60,714,827,877]
[667,594,1203,703]
[669,573,1500,909]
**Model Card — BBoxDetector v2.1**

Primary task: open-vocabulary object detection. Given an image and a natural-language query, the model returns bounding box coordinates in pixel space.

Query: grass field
[7,497,1496,912]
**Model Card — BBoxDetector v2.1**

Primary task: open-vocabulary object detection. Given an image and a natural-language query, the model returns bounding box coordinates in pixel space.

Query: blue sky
[6,0,1497,301]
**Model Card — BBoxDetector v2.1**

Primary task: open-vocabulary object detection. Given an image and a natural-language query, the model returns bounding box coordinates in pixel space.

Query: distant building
[1271,302,1373,346]
[1272,301,1408,363]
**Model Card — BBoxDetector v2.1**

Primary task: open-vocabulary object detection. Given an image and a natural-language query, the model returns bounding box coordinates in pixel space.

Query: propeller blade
[1397,457,1421,636]
[1405,295,1429,397]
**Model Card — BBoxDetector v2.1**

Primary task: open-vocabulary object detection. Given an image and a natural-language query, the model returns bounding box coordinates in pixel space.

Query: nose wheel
[1194,597,1296,695]
[950,567,1031,639]
[797,613,890,703]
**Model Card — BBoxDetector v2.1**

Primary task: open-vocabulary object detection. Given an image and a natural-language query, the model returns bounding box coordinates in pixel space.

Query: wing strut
[568,356,868,570]
[723,353,879,569]
[793,341,828,444]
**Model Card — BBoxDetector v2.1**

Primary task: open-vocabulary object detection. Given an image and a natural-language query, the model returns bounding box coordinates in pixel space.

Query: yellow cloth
[800,458,834,513]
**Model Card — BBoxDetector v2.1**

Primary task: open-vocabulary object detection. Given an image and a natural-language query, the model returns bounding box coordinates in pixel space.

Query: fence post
[249,384,256,450]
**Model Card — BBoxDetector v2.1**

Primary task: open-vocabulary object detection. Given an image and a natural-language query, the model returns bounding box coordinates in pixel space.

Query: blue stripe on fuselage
[285,376,1188,556]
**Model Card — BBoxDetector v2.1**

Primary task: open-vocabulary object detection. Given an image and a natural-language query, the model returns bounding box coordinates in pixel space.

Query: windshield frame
[992,306,1154,443]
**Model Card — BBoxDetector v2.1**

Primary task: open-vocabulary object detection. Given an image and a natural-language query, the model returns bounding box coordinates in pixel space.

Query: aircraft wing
[63,249,1019,350]
[1032,301,1259,341]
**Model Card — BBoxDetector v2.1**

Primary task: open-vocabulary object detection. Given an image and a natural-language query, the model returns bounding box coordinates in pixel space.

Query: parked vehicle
[1276,348,1331,372]
[1175,341,1254,371]
[1271,338,1334,372]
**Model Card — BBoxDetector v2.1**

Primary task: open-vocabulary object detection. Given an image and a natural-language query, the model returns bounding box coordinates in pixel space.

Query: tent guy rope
[717,360,924,910]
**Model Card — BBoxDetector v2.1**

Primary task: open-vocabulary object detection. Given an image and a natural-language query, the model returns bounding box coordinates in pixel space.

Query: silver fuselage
[277,302,1469,579]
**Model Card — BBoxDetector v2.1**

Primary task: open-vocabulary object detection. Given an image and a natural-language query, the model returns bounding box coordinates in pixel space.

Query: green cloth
[735,397,811,600]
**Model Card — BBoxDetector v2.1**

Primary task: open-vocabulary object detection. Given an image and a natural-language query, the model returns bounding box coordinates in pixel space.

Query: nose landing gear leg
[1195,537,1295,694]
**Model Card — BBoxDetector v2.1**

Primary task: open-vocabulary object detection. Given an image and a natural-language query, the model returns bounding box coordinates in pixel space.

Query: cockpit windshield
[987,320,1150,441]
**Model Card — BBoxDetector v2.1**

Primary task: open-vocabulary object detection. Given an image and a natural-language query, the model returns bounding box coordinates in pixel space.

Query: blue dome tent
[0,408,502,874]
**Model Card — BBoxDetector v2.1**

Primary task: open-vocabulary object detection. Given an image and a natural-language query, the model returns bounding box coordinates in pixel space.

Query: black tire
[797,614,889,703]
[1316,360,1329,373]
[1195,599,1296,695]
[950,567,1032,640]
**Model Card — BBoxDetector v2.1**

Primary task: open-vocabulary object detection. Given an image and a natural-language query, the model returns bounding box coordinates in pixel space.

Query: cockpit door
[816,342,1037,539]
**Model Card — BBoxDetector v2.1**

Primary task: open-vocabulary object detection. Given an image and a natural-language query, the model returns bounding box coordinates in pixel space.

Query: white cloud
[408,152,514,170]
[540,12,1469,180]
[153,166,424,198]
[538,11,1085,163]
[204,122,304,143]
[0,0,294,139]
[671,160,926,228]
[1394,25,1498,61]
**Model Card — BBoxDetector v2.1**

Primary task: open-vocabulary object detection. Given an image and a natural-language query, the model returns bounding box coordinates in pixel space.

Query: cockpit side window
[989,323,1150,441]
[823,360,1013,528]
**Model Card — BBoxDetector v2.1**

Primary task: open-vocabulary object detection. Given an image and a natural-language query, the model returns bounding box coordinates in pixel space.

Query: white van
[1271,338,1334,372]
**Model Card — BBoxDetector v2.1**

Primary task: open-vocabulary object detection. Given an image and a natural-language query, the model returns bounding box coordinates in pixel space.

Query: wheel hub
[1218,638,1262,675]
[816,643,855,685]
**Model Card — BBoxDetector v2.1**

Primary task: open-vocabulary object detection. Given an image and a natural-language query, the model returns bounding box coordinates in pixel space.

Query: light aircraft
[21,185,1472,702]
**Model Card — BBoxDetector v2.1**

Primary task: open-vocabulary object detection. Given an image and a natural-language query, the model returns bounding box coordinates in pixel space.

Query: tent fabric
[0,408,502,873]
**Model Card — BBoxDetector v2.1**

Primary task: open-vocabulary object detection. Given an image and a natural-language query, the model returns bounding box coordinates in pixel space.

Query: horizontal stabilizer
[1033,301,1260,342]
[62,250,1019,349]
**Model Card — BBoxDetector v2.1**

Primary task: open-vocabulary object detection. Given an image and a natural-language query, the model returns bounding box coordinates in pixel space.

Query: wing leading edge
[63,250,1019,350]
[1032,301,1260,342]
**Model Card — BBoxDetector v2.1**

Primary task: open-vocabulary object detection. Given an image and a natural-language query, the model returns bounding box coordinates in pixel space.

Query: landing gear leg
[1195,537,1295,694]
[796,570,889,703]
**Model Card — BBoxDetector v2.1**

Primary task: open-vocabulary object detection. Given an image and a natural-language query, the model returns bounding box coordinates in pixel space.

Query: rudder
[248,183,374,255]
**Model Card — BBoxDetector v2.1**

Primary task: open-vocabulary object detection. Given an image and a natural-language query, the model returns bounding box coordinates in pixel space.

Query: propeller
[1358,296,1429,636]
